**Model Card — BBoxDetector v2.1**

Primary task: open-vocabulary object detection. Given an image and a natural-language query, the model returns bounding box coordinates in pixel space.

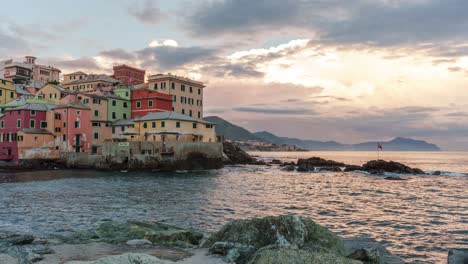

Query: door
[75,135,81,152]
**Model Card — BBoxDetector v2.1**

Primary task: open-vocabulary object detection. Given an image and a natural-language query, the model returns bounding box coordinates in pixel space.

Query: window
[152,122,156,128]
[75,121,80,128]
[112,127,115,134]
[154,83,158,90]
[41,121,47,128]
[63,134,67,141]
[123,102,128,108]
[206,124,213,128]
[198,89,201,95]
[10,92,14,98]
[161,121,165,128]
[112,100,116,106]
[77,111,81,116]
[192,123,197,129]
[148,100,153,107]
[31,110,36,116]
[190,86,193,93]
[136,101,141,108]
[55,127,61,132]
[182,109,185,115]
[143,122,147,128]
[54,113,61,120]
[162,82,166,89]
[105,123,109,127]
[94,133,99,139]
[198,112,201,118]
[189,110,192,117]
[30,120,35,128]
[63,122,67,128]
[112,112,116,119]
[176,121,180,128]
[0,120,4,128]
[172,95,176,102]
[181,85,185,92]
[171,82,175,89]
[123,113,127,119]
[17,119,21,128]
[94,110,99,117]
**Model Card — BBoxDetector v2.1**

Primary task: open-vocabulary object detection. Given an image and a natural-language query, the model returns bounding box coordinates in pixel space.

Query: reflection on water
[0,151,467,264]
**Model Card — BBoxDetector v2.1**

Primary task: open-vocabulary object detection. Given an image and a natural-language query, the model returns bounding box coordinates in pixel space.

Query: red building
[131,89,172,118]
[112,65,145,85]
[0,104,53,160]
[53,102,92,153]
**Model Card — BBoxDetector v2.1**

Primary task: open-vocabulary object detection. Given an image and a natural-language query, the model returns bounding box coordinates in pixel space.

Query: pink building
[0,104,53,160]
[52,102,91,153]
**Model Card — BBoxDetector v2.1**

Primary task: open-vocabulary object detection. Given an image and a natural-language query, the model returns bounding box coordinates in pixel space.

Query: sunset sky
[1,0,468,150]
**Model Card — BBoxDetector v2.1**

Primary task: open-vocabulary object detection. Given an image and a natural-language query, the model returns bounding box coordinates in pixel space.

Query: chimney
[25,56,37,64]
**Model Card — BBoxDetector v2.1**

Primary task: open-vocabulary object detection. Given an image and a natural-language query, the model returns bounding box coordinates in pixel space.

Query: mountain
[203,116,265,142]
[205,116,442,151]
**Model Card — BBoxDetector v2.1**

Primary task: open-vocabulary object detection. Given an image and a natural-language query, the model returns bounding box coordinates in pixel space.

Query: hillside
[205,116,441,151]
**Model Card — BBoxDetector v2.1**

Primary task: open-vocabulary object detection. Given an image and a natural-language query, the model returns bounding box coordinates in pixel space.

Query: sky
[1,0,468,150]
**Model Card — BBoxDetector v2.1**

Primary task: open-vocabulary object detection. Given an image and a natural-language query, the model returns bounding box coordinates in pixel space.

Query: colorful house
[0,78,16,105]
[111,65,145,85]
[0,103,55,160]
[52,102,91,153]
[62,74,119,92]
[131,89,172,118]
[112,111,216,143]
[36,83,71,104]
[17,128,59,160]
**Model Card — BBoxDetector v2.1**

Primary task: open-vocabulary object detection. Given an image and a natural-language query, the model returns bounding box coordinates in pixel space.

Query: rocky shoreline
[0,215,422,264]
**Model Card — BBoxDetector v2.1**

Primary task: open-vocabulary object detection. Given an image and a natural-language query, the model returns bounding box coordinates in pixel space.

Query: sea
[0,151,466,263]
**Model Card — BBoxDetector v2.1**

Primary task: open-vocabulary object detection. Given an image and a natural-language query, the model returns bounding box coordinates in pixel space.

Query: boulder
[203,215,345,264]
[361,160,424,175]
[316,167,342,172]
[223,142,258,165]
[344,165,363,172]
[279,162,295,167]
[347,248,381,263]
[448,249,468,264]
[384,176,408,181]
[64,253,165,264]
[209,242,256,263]
[343,237,405,264]
[247,247,361,264]
[270,159,283,165]
[296,157,346,172]
[96,221,203,247]
[281,165,296,172]
[126,239,152,246]
[0,254,19,264]
[0,235,35,246]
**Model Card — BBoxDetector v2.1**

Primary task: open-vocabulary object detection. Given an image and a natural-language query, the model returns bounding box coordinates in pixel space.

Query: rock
[296,157,347,172]
[343,237,405,264]
[362,160,424,175]
[247,247,361,264]
[204,215,345,264]
[0,235,35,246]
[0,244,52,264]
[126,239,152,246]
[0,254,19,264]
[347,248,381,263]
[270,159,283,165]
[384,176,408,181]
[223,142,258,165]
[209,242,256,263]
[64,253,165,264]
[96,221,203,247]
[432,171,441,175]
[344,165,363,172]
[279,162,295,167]
[447,249,468,264]
[281,165,296,172]
[316,167,342,172]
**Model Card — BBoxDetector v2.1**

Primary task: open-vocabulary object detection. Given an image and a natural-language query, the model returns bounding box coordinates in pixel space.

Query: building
[52,102,91,153]
[17,128,59,160]
[1,60,33,84]
[0,79,16,105]
[35,83,71,104]
[147,73,205,118]
[62,71,88,85]
[0,103,55,160]
[24,56,61,83]
[131,89,172,118]
[62,74,120,92]
[112,111,216,143]
[112,65,145,85]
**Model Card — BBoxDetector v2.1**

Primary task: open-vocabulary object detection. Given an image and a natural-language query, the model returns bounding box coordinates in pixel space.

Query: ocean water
[0,151,467,263]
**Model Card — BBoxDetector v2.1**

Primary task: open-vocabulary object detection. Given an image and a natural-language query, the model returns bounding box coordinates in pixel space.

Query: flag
[377,143,383,150]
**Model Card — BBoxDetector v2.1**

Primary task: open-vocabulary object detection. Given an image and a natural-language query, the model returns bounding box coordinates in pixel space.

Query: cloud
[128,0,164,25]
[99,48,137,61]
[0,30,29,53]
[233,106,317,115]
[48,57,105,72]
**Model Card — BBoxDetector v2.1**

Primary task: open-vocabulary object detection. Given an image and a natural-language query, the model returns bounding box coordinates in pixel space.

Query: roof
[10,103,55,112]
[64,71,87,76]
[2,95,32,107]
[40,84,70,93]
[135,111,213,124]
[82,93,109,100]
[112,119,135,126]
[20,128,53,135]
[54,101,90,110]
[26,80,45,89]
[66,74,120,85]
[147,73,205,87]
[15,84,33,95]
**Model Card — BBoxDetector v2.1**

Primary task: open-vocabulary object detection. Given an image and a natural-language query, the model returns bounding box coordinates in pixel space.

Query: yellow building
[0,78,16,105]
[147,74,205,119]
[62,74,119,92]
[35,84,71,104]
[112,111,216,142]
[62,71,88,85]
